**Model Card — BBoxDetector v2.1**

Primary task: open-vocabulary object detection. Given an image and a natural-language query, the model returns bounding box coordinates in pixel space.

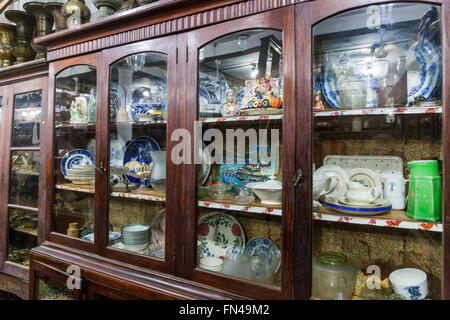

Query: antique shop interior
[0,0,448,301]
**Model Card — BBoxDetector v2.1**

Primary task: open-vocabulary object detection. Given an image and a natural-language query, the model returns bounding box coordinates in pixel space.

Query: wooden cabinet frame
[22,0,449,300]
[0,76,48,281]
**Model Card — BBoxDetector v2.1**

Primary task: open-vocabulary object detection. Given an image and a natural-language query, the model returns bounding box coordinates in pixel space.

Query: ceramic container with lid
[312,252,357,300]
[247,176,282,205]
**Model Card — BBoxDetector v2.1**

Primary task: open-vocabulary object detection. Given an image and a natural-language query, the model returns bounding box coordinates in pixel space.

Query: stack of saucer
[66,165,96,185]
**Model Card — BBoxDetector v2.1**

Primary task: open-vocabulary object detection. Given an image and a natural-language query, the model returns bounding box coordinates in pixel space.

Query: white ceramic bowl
[247,177,282,205]
[199,257,223,272]
[389,268,428,300]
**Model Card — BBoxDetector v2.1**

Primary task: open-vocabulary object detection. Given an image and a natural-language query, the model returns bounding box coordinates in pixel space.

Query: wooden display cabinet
[19,0,450,300]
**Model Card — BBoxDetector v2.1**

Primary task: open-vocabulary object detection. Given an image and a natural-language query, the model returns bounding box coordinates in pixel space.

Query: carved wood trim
[46,0,301,61]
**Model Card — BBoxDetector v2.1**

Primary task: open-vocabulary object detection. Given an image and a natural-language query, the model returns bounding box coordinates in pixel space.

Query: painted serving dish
[319,195,392,216]
[123,136,161,186]
[197,212,245,259]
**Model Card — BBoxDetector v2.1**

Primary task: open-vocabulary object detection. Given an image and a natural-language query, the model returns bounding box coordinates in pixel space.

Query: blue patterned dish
[123,136,161,186]
[126,86,166,122]
[244,237,281,273]
[87,138,125,167]
[406,37,441,104]
[198,142,211,185]
[61,149,95,177]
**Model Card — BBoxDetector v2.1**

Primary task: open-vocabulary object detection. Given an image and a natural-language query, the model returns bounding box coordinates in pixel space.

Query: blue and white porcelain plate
[244,237,281,273]
[406,37,441,103]
[123,136,161,186]
[198,142,211,185]
[199,70,228,105]
[82,231,121,242]
[87,138,126,167]
[126,86,166,122]
[61,149,95,177]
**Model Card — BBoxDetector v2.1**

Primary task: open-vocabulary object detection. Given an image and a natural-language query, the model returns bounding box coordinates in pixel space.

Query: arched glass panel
[53,65,97,240]
[196,29,283,288]
[108,52,168,260]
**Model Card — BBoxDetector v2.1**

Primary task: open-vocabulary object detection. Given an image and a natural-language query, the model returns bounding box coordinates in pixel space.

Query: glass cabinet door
[6,86,43,269]
[107,52,168,260]
[194,28,285,290]
[52,65,97,242]
[311,3,443,300]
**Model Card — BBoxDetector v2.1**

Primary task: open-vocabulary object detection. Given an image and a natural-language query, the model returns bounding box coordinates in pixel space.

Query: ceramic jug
[381,174,406,210]
[150,151,166,193]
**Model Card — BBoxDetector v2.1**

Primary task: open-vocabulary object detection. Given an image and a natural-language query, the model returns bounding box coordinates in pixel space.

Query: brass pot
[0,23,17,67]
[44,2,67,32]
[4,10,36,64]
[24,2,54,60]
[62,0,91,29]
[92,0,123,21]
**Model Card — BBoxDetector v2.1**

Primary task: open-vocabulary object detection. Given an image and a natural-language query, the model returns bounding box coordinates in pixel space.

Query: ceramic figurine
[240,77,282,115]
[62,0,91,29]
[221,89,239,117]
[70,96,88,123]
[313,90,324,111]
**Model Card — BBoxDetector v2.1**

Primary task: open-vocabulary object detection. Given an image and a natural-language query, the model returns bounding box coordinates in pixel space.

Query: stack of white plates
[66,165,96,185]
[319,195,392,216]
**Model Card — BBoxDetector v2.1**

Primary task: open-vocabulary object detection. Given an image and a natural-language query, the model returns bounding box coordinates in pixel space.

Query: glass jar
[312,252,357,300]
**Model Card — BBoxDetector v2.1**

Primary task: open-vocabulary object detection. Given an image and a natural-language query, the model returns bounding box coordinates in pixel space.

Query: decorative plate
[320,195,392,216]
[61,149,95,177]
[123,136,161,186]
[197,212,245,259]
[313,165,350,200]
[348,168,383,199]
[87,137,126,167]
[236,86,246,108]
[199,70,229,105]
[82,231,121,242]
[198,142,211,185]
[244,237,281,273]
[126,86,166,122]
[110,83,126,120]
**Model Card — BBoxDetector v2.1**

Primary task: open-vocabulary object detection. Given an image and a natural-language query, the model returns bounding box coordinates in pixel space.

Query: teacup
[345,181,378,205]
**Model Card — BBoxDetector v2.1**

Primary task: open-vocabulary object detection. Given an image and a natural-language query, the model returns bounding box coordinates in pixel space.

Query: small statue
[221,89,239,117]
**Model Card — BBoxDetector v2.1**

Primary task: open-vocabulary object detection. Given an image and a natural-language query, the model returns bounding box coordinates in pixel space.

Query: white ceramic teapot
[345,181,378,205]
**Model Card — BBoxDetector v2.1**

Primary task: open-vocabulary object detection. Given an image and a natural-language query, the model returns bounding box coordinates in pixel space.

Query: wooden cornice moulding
[36,0,301,61]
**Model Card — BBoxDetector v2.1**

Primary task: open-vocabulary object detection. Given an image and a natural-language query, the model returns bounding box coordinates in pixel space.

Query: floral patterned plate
[197,212,245,259]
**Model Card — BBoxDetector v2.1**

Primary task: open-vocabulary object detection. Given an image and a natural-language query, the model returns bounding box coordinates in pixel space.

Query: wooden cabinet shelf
[313,106,442,118]
[198,198,282,216]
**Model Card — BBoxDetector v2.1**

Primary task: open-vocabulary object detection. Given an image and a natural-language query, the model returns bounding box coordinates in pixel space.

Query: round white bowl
[389,268,428,300]
[199,257,223,272]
